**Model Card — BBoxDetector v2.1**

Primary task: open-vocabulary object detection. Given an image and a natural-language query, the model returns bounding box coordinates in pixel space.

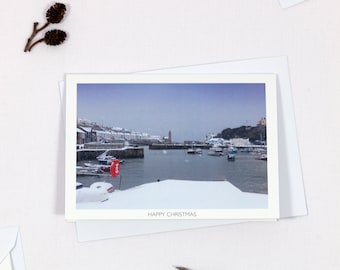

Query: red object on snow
[110,159,120,178]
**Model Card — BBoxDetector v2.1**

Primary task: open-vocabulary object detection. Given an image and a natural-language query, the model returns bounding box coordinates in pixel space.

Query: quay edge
[77,147,144,161]
[149,144,211,150]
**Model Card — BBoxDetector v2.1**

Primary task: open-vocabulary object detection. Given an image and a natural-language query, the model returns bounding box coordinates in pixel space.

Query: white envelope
[279,0,305,9]
[64,56,307,241]
[0,227,25,270]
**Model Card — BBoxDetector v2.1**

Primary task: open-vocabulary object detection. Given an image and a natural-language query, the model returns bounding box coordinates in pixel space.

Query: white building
[229,138,251,147]
[205,137,228,146]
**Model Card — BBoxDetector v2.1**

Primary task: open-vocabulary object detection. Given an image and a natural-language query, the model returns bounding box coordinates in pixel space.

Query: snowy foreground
[77,180,267,209]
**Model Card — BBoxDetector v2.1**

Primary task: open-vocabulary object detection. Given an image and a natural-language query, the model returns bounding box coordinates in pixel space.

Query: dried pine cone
[44,29,67,46]
[46,3,66,23]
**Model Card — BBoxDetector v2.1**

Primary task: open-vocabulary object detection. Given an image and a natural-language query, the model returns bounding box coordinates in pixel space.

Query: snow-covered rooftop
[79,126,92,133]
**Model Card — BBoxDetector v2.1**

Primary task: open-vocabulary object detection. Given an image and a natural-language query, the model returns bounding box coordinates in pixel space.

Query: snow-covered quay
[77,179,267,210]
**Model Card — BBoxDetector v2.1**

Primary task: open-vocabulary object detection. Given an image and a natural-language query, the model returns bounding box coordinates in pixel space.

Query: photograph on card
[65,74,279,220]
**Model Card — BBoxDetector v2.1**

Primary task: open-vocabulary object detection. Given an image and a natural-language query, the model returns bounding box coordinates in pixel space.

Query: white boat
[255,153,267,161]
[227,154,236,161]
[84,163,111,172]
[76,182,114,203]
[187,148,203,154]
[228,146,238,154]
[195,148,203,154]
[76,166,104,176]
[96,151,125,164]
[96,152,116,164]
[208,147,224,156]
[187,148,195,154]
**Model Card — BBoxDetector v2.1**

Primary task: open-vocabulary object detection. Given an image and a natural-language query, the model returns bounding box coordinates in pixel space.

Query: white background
[0,0,339,269]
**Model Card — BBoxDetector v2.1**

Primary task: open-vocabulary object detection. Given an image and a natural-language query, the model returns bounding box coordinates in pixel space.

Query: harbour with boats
[76,144,267,196]
[76,116,268,200]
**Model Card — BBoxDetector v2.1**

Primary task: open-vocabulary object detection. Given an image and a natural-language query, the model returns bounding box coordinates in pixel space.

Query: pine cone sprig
[24,2,68,52]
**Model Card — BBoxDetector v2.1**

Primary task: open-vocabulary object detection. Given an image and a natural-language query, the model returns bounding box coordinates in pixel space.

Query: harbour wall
[149,144,211,150]
[148,144,266,150]
[77,147,144,161]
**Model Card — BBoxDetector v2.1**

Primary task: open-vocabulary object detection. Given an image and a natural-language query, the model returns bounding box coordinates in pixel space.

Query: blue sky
[77,83,266,142]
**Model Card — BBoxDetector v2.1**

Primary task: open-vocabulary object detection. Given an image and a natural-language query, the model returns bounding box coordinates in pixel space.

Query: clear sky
[77,83,266,142]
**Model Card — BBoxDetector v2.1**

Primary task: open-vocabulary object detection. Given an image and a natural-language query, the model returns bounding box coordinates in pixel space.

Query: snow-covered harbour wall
[77,147,144,161]
[149,143,211,150]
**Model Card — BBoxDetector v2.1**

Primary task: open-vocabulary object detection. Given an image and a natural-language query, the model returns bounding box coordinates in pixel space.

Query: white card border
[65,73,279,220]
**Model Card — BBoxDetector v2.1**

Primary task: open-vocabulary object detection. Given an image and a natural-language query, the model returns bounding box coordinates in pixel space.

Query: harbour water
[77,147,268,194]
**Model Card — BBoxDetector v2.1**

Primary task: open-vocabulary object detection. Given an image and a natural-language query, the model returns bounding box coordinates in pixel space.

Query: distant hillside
[217,125,266,142]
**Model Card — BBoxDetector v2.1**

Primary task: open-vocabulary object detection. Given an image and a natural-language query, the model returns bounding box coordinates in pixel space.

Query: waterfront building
[230,138,251,147]
[78,126,97,143]
[205,137,228,146]
[76,128,86,144]
[258,117,266,126]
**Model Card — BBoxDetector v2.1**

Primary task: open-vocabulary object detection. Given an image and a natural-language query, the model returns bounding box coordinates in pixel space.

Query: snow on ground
[77,179,267,209]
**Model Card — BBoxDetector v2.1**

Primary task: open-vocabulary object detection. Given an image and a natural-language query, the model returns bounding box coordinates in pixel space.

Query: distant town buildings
[76,119,163,146]
[76,117,266,147]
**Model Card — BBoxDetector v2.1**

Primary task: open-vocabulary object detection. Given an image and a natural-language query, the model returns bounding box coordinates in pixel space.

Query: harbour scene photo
[72,77,274,214]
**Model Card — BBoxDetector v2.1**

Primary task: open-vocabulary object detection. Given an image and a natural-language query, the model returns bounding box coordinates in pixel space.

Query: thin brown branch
[36,22,50,32]
[27,37,44,52]
[24,22,50,52]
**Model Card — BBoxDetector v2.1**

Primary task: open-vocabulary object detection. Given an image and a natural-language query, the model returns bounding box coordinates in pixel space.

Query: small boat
[228,146,238,154]
[96,154,115,164]
[187,148,203,154]
[96,151,125,165]
[187,148,196,154]
[208,147,224,156]
[255,154,267,161]
[227,154,235,161]
[195,148,203,154]
[84,163,111,172]
[76,166,104,176]
[76,182,84,190]
[76,182,114,203]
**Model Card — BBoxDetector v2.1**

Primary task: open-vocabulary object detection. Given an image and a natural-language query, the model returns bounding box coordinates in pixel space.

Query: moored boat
[227,154,235,161]
[255,154,267,161]
[195,148,203,154]
[96,154,115,164]
[76,181,114,203]
[228,146,238,154]
[84,163,111,172]
[96,151,124,165]
[187,148,203,154]
[187,148,196,154]
[76,166,104,176]
[208,147,224,156]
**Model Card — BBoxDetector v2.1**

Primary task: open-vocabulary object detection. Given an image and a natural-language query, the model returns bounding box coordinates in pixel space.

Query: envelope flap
[0,227,18,264]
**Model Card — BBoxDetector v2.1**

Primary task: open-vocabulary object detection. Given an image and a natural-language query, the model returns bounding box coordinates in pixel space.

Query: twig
[27,38,45,52]
[24,3,67,52]
[24,22,50,52]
